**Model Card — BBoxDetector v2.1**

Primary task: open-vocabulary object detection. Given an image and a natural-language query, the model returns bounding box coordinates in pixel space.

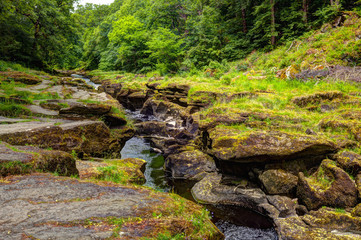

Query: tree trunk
[241,8,247,33]
[270,0,276,46]
[303,0,308,23]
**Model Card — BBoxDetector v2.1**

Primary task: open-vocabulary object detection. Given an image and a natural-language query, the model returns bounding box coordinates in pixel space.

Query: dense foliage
[0,0,360,72]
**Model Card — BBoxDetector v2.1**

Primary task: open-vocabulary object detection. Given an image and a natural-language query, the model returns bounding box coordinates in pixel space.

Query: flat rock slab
[26,105,59,116]
[0,173,223,240]
[0,117,30,124]
[0,174,158,239]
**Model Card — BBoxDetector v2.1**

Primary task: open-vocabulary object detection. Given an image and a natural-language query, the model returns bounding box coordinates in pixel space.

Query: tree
[0,0,79,69]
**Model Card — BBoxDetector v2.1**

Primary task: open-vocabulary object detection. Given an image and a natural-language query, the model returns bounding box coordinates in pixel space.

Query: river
[79,75,278,240]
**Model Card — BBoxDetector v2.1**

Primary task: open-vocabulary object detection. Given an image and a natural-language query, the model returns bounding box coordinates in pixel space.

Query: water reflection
[120,137,170,191]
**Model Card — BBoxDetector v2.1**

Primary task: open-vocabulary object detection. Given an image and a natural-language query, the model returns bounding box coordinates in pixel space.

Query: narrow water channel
[120,135,278,240]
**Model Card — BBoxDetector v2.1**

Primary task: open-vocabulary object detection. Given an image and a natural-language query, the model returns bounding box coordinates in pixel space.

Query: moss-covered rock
[165,150,217,181]
[302,207,361,234]
[259,169,298,195]
[77,158,146,184]
[297,159,358,210]
[0,71,42,85]
[276,214,361,240]
[292,91,346,107]
[334,151,361,175]
[0,142,78,176]
[207,127,336,164]
[351,204,361,217]
[0,120,122,158]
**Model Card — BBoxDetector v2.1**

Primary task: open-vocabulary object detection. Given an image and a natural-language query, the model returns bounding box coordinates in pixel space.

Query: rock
[76,158,146,184]
[165,150,217,181]
[292,91,346,107]
[277,64,299,79]
[266,195,298,218]
[297,159,358,210]
[0,120,122,158]
[140,98,189,121]
[276,214,361,240]
[191,173,269,214]
[0,71,42,85]
[356,174,361,198]
[135,121,169,137]
[98,81,122,98]
[302,207,361,233]
[334,151,361,175]
[207,127,336,164]
[351,204,361,217]
[259,169,298,195]
[0,142,78,176]
[26,104,59,116]
[127,91,148,109]
[0,174,223,240]
[59,103,111,116]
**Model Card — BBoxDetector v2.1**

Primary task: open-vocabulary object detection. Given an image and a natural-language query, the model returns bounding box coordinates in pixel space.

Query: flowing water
[71,74,101,90]
[78,75,278,239]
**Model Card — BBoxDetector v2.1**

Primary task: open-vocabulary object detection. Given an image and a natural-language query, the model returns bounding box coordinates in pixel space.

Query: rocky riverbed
[96,72,361,240]
[0,70,222,239]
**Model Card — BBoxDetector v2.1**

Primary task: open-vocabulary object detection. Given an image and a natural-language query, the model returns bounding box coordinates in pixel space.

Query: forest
[0,0,360,73]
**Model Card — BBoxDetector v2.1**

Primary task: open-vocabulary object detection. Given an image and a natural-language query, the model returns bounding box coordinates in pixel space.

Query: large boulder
[0,120,122,158]
[207,127,337,164]
[297,159,358,210]
[0,142,78,176]
[259,169,298,195]
[191,173,269,214]
[165,150,217,181]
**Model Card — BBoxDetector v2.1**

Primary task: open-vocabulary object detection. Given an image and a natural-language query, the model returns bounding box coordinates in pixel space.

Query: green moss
[0,161,34,176]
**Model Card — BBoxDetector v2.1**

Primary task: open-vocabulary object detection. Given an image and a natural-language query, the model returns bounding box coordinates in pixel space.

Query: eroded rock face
[207,128,337,164]
[259,169,298,195]
[297,159,358,210]
[165,150,217,181]
[0,120,122,158]
[0,143,78,176]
